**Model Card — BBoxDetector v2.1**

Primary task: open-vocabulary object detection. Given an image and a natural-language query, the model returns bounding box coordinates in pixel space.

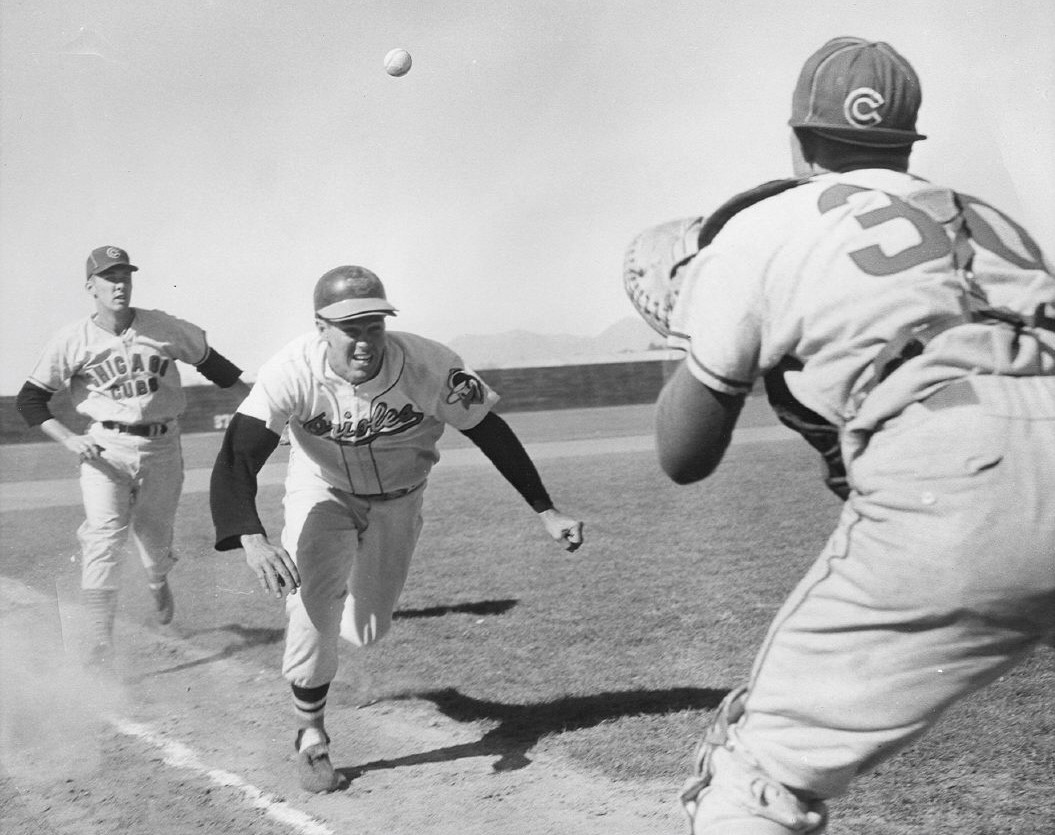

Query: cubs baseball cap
[86,245,138,278]
[314,266,398,321]
[789,37,926,146]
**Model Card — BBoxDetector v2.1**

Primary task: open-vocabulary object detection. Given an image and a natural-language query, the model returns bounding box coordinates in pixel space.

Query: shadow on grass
[131,624,285,681]
[393,598,518,620]
[340,685,728,780]
[132,599,517,680]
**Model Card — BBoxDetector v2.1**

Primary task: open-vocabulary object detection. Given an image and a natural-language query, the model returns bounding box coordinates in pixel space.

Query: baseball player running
[628,38,1055,833]
[16,246,251,670]
[209,266,584,793]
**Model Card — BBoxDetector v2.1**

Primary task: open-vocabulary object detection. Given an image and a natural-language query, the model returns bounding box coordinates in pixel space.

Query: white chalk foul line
[108,716,334,835]
[2,579,335,835]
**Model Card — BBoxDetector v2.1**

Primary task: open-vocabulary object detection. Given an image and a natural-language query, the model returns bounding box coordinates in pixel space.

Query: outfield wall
[0,357,682,445]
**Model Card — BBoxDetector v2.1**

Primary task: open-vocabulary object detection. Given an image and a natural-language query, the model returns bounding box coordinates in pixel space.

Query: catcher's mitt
[623,216,705,338]
[623,178,807,338]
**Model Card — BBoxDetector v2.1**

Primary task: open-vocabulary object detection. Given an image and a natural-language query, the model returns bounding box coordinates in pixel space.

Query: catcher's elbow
[665,468,701,486]
[657,449,719,485]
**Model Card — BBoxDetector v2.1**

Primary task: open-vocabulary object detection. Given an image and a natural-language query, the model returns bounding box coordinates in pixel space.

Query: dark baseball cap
[789,37,926,146]
[314,266,398,321]
[86,245,139,278]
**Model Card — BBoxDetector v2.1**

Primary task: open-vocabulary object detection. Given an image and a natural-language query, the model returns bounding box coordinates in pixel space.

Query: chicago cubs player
[209,265,584,793]
[16,245,250,669]
[628,38,1055,833]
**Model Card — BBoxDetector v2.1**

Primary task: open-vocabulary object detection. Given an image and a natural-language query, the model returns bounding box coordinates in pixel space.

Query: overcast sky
[2,0,1052,392]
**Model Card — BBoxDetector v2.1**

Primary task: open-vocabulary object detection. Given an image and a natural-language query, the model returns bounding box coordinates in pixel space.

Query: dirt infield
[1,580,680,835]
[4,404,730,835]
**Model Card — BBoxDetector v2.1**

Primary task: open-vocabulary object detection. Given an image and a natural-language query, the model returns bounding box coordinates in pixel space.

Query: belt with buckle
[101,420,169,437]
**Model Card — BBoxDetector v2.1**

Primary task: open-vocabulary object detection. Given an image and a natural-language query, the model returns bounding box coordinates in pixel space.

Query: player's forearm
[38,418,79,445]
[460,412,553,512]
[18,382,98,455]
[210,413,280,550]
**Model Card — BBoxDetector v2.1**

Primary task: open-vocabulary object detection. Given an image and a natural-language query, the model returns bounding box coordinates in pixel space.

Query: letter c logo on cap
[844,87,885,127]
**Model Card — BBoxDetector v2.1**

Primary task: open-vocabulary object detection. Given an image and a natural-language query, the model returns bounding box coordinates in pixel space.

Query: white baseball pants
[694,374,1055,832]
[78,426,184,590]
[280,480,426,688]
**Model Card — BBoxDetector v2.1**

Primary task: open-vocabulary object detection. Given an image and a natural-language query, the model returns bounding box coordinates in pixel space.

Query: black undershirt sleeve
[210,413,281,550]
[460,411,553,513]
[15,381,55,427]
[196,348,244,388]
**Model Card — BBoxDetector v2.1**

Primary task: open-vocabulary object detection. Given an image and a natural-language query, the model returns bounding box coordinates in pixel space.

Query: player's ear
[314,316,327,334]
[790,128,819,175]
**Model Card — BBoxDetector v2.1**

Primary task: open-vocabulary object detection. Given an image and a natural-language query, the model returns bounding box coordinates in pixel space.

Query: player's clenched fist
[241,533,301,599]
[538,508,585,552]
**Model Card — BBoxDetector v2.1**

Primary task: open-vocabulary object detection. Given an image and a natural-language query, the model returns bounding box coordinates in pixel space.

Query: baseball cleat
[150,579,174,625]
[295,728,341,793]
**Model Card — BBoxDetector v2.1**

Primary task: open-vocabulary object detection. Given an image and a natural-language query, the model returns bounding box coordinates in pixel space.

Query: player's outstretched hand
[538,508,585,552]
[241,533,301,599]
[62,434,105,461]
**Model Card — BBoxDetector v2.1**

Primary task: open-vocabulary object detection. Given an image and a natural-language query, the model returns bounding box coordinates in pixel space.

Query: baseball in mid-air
[384,48,412,77]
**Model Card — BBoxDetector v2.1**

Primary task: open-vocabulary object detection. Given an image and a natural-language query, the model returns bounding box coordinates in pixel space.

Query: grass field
[2,401,1052,833]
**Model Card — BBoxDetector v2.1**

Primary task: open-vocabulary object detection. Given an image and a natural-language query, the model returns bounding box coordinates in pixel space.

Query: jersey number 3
[818,183,1046,276]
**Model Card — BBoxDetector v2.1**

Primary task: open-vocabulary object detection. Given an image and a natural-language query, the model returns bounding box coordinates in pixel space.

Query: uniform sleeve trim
[686,351,754,396]
[25,377,60,394]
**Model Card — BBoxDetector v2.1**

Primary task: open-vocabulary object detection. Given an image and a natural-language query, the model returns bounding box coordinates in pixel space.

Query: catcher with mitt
[626,36,1055,835]
[624,178,849,499]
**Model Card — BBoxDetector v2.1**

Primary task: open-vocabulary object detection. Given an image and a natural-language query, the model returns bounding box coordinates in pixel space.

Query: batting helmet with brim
[789,36,926,147]
[313,266,398,321]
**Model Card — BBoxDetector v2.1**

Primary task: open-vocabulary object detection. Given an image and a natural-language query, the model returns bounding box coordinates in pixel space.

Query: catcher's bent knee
[681,687,827,834]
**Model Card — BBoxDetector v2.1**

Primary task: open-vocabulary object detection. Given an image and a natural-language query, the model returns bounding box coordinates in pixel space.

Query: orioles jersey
[669,168,1055,432]
[26,308,209,425]
[237,330,500,496]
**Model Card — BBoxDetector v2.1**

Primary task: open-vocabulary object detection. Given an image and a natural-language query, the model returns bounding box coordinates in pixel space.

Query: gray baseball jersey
[27,308,209,425]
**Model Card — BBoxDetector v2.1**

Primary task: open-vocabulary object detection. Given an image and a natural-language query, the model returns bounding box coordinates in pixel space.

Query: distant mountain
[448,316,667,368]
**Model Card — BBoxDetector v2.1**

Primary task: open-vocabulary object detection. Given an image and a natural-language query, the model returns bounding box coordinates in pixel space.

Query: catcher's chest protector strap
[863,190,1055,395]
[696,177,813,248]
[763,358,850,500]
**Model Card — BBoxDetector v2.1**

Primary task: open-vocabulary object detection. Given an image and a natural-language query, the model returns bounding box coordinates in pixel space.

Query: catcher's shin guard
[680,686,827,834]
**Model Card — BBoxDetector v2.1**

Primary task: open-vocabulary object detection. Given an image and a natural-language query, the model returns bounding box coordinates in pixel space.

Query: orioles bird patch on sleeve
[445,369,486,408]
